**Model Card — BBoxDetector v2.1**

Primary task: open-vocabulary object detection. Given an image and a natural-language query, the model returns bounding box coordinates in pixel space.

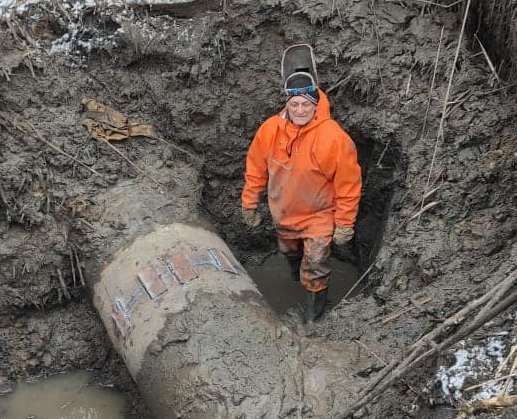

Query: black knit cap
[285,72,319,104]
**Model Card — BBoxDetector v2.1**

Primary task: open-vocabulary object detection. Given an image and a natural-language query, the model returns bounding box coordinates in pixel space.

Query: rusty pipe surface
[94,223,363,418]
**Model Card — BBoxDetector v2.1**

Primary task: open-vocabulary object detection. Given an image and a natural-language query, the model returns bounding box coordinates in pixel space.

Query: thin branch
[419,26,444,146]
[343,263,375,300]
[327,75,352,94]
[354,339,387,365]
[370,0,385,96]
[474,33,500,83]
[337,270,516,418]
[464,372,517,392]
[150,135,199,161]
[381,297,432,324]
[477,83,517,96]
[24,122,104,178]
[98,138,164,189]
[57,269,71,300]
[418,0,471,223]
[409,200,440,221]
[69,248,77,288]
[407,0,464,8]
[502,351,517,396]
[73,247,86,287]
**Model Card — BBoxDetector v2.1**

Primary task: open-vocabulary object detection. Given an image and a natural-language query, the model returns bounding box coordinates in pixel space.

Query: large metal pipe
[93,223,361,418]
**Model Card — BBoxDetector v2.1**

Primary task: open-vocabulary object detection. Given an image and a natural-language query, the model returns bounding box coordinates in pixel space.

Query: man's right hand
[242,208,262,228]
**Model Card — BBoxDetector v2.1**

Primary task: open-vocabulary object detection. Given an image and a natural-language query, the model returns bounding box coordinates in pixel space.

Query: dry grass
[467,0,517,80]
[403,0,517,80]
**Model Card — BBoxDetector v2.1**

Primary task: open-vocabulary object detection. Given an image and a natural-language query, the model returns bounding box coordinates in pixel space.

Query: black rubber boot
[304,289,328,323]
[286,256,302,282]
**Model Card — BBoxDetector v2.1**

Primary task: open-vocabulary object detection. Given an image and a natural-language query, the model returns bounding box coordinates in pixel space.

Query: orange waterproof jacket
[241,90,362,239]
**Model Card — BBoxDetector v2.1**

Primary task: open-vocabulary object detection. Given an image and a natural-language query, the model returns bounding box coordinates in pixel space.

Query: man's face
[287,96,316,126]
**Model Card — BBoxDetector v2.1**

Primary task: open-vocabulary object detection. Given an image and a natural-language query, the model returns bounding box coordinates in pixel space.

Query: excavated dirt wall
[0,0,516,418]
[467,0,517,80]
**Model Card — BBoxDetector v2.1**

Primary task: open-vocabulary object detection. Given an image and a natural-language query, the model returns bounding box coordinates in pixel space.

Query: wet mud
[0,370,127,419]
[0,0,516,418]
[247,253,358,314]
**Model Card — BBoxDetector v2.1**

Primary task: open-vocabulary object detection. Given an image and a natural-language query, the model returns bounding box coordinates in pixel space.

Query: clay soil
[0,0,516,418]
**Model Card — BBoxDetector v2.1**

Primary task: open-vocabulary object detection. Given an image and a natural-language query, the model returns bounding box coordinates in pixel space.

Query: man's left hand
[333,226,354,245]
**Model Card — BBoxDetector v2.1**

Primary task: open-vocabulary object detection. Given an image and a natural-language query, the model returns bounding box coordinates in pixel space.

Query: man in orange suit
[241,71,362,323]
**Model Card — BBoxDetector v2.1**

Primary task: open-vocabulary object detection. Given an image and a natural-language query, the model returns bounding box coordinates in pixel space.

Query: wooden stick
[0,183,9,206]
[423,185,441,200]
[474,33,500,83]
[343,263,375,300]
[418,0,471,224]
[57,269,71,300]
[503,350,517,395]
[410,201,440,221]
[464,372,517,392]
[419,26,444,150]
[410,273,515,352]
[73,247,86,287]
[370,2,385,95]
[150,135,199,161]
[327,75,352,94]
[409,0,464,8]
[77,217,96,230]
[457,395,517,419]
[98,138,163,189]
[439,288,517,354]
[354,339,386,365]
[470,271,516,326]
[408,288,517,375]
[376,134,392,168]
[69,248,77,288]
[477,83,517,96]
[336,271,515,418]
[495,345,517,377]
[381,297,432,324]
[24,122,104,178]
[404,71,412,97]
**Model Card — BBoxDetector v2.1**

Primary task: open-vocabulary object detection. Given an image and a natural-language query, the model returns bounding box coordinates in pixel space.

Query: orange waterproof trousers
[278,235,332,293]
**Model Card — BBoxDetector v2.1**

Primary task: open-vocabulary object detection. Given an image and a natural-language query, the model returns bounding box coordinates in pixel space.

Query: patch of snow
[1,0,194,17]
[0,0,15,8]
[0,0,45,17]
[1,0,202,66]
[436,337,513,403]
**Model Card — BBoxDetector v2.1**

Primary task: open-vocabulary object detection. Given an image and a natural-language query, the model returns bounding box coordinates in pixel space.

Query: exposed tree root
[337,270,517,418]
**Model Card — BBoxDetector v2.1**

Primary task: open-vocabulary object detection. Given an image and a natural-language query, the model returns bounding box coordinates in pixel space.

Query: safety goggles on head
[283,71,317,96]
[285,84,317,97]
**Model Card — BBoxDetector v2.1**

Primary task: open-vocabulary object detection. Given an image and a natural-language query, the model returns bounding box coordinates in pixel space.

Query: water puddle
[0,371,127,419]
[247,253,358,314]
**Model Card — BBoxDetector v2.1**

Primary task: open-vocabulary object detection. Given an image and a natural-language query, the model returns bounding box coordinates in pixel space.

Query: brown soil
[0,0,516,418]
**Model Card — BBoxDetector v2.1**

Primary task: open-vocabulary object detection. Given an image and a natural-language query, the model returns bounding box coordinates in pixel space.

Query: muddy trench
[0,1,516,418]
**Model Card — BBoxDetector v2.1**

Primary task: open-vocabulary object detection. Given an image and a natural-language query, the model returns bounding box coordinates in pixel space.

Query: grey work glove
[242,208,262,228]
[333,226,354,245]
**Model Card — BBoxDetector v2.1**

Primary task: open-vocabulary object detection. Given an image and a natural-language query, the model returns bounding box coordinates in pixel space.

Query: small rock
[42,352,52,367]
[27,358,40,368]
[353,407,366,418]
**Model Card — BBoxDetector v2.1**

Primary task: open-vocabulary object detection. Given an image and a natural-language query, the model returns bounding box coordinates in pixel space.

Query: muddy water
[0,371,127,419]
[247,253,358,314]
